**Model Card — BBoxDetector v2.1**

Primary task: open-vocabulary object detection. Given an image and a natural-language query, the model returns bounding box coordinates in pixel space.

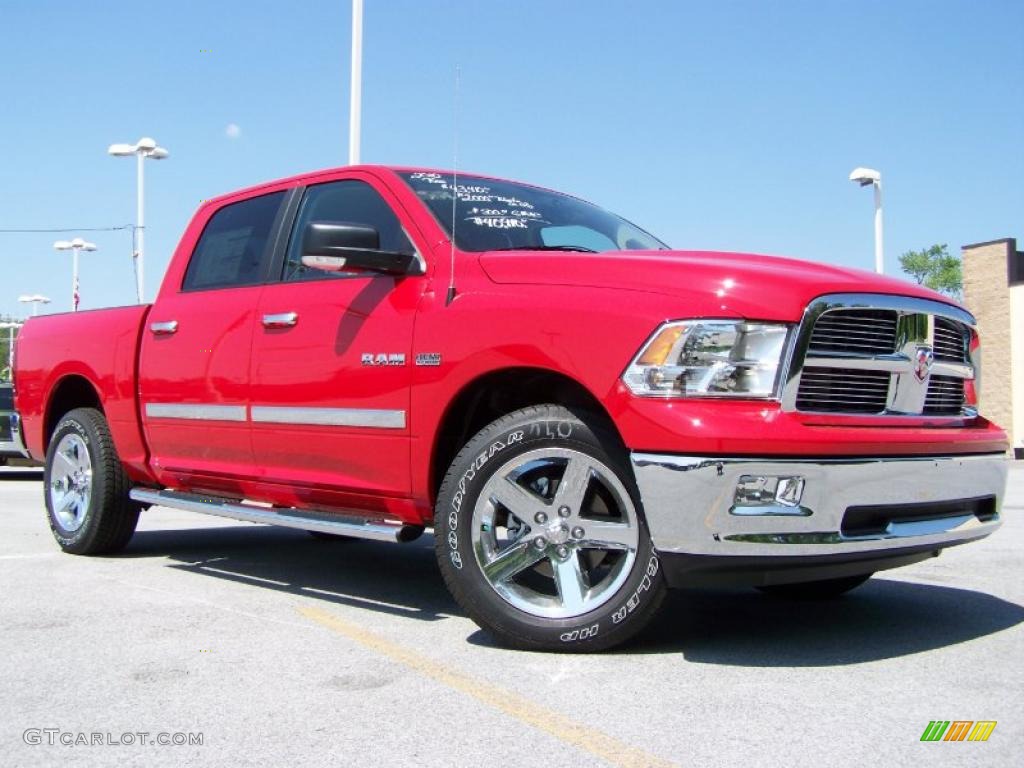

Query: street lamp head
[18,295,51,304]
[849,167,881,187]
[109,138,168,159]
[55,238,97,251]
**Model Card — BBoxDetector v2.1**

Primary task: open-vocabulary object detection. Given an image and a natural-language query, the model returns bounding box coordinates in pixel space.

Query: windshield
[398,171,669,253]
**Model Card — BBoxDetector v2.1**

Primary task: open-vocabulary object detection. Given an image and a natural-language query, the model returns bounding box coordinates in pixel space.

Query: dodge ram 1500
[13,166,1009,650]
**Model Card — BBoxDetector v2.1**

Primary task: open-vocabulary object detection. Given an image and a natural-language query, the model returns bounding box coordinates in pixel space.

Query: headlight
[622,320,790,398]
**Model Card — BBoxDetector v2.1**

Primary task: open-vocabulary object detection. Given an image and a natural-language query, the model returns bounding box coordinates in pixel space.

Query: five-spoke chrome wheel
[48,433,93,532]
[471,447,639,619]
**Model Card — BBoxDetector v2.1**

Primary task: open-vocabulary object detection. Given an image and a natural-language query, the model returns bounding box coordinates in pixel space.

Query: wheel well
[44,375,103,450]
[430,368,619,501]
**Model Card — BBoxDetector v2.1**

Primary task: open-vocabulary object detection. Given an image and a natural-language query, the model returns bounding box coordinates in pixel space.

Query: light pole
[54,238,97,312]
[108,137,169,303]
[849,167,883,274]
[349,0,363,164]
[0,321,21,380]
[18,295,51,316]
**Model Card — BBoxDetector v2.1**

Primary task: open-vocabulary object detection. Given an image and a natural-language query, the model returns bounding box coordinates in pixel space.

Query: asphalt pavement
[1,464,1021,767]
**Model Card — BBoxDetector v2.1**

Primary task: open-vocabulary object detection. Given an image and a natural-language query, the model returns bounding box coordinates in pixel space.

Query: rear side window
[283,180,412,281]
[183,191,285,291]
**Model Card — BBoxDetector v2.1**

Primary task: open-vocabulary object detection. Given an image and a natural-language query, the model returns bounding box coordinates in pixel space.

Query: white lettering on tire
[447,430,525,571]
[560,623,599,643]
[611,556,660,625]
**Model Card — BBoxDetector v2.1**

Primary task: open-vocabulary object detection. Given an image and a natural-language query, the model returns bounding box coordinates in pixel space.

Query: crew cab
[13,166,1009,650]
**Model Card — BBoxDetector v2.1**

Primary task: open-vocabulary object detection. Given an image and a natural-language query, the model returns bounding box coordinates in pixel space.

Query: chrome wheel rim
[471,447,639,619]
[49,434,93,532]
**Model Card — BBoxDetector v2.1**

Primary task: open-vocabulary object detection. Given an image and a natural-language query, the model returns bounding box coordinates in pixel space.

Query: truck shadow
[126,525,458,623]
[621,580,1024,665]
[125,526,1024,665]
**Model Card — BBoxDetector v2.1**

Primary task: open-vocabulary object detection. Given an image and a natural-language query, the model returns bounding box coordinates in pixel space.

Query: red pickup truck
[13,166,1009,650]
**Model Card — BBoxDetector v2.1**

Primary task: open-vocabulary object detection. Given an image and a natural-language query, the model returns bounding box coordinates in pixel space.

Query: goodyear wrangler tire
[44,408,139,555]
[435,405,666,652]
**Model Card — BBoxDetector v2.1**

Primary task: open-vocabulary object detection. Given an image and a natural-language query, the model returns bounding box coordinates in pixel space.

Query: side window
[284,180,413,281]
[182,191,285,291]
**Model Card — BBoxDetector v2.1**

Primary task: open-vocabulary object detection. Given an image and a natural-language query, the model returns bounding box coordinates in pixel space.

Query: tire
[44,407,139,555]
[756,573,872,599]
[435,404,666,652]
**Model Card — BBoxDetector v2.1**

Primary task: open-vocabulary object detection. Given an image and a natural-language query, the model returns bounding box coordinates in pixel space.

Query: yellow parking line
[299,606,676,768]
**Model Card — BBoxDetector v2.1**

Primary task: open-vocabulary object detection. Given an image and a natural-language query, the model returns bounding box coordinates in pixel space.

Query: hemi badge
[415,353,442,367]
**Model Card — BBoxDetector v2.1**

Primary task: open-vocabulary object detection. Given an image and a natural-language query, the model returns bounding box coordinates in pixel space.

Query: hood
[478,249,961,321]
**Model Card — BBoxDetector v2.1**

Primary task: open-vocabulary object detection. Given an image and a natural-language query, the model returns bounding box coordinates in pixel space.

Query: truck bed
[14,305,153,480]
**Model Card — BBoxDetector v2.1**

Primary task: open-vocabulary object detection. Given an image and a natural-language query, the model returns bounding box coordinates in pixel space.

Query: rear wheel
[44,408,139,555]
[435,405,666,652]
[756,573,872,599]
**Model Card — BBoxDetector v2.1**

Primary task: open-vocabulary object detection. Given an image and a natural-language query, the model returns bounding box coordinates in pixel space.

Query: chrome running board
[129,488,423,543]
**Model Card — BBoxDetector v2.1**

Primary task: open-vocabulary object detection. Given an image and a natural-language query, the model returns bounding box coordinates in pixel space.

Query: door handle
[262,312,298,329]
[150,321,178,335]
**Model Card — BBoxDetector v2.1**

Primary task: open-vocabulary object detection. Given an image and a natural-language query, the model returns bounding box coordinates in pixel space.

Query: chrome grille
[933,316,968,362]
[795,368,890,413]
[807,309,898,356]
[924,376,965,415]
[784,294,976,418]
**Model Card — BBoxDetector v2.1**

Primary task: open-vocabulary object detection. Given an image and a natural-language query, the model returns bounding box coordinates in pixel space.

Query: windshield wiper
[491,245,598,253]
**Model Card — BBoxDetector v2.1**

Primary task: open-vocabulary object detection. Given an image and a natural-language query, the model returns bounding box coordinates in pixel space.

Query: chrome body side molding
[142,403,407,429]
[249,406,406,429]
[143,403,248,422]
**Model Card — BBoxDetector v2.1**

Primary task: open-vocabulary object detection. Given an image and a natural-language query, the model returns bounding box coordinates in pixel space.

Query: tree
[899,243,962,299]
[0,327,14,382]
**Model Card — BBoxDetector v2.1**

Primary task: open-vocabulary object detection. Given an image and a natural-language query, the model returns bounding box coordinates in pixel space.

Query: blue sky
[1,0,1021,317]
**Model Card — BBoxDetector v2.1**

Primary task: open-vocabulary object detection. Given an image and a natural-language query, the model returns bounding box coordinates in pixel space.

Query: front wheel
[435,405,666,652]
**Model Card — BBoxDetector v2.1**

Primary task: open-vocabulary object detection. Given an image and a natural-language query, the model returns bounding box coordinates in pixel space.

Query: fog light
[774,476,805,507]
[731,475,808,516]
[733,475,775,505]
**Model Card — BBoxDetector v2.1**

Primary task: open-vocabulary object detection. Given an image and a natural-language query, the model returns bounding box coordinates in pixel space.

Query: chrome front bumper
[631,453,1008,558]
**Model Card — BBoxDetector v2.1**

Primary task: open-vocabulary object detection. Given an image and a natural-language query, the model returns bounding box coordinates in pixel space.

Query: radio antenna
[445,65,460,306]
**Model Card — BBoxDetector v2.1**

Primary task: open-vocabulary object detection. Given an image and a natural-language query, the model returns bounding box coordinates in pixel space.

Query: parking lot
[1,464,1021,767]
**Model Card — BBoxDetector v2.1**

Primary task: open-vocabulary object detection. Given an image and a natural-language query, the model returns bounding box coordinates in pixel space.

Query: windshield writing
[399,171,668,253]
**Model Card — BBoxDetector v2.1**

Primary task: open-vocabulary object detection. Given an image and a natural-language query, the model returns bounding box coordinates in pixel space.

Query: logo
[414,353,442,367]
[361,353,405,367]
[914,346,934,382]
[920,721,997,742]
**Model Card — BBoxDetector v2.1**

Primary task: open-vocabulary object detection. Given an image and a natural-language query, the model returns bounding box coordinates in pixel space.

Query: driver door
[247,175,426,509]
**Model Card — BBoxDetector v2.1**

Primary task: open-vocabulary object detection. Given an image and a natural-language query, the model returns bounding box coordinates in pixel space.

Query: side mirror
[300,221,420,275]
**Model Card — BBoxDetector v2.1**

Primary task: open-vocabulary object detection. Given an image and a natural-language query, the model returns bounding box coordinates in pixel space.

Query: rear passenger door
[139,191,288,494]
[248,174,426,508]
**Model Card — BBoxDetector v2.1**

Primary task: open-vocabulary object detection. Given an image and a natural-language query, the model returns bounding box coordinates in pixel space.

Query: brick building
[962,237,1023,458]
